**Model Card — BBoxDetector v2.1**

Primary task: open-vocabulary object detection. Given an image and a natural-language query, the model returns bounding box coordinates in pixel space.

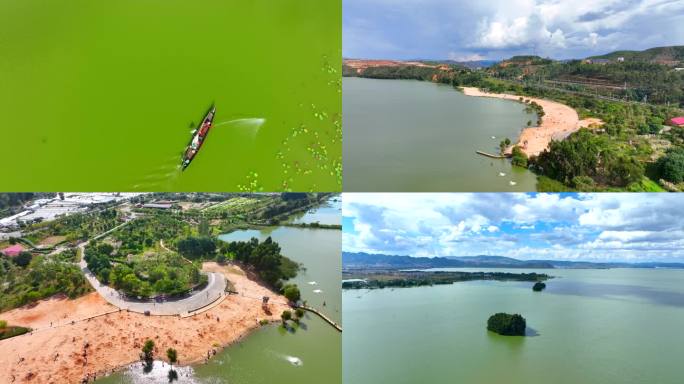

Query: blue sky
[343,193,684,262]
[343,0,684,60]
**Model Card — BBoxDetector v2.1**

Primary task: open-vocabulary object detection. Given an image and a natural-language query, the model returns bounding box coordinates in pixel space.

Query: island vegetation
[342,270,550,290]
[532,282,546,291]
[487,313,527,336]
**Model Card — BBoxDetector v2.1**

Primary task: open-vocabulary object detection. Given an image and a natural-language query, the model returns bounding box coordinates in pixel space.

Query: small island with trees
[487,313,527,336]
[532,281,546,292]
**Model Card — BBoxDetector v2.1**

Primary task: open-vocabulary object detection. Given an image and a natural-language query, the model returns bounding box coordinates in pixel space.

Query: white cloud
[344,0,684,59]
[447,52,486,61]
[343,193,684,262]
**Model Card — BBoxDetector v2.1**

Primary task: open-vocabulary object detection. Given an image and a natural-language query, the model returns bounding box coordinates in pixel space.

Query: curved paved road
[78,243,226,316]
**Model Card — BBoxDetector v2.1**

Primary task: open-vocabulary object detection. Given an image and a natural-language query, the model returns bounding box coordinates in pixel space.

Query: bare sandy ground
[461,87,603,156]
[0,263,289,384]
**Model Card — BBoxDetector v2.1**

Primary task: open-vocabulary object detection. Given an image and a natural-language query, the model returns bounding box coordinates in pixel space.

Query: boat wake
[214,117,266,139]
[131,155,182,191]
[282,355,303,367]
[131,117,264,190]
[267,350,303,367]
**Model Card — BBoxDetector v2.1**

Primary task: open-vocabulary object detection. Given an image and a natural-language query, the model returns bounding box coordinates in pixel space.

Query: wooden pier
[476,150,509,159]
[297,305,342,332]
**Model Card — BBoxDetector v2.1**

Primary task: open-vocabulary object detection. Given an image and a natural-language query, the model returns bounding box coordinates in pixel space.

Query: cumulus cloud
[447,52,487,62]
[344,0,684,59]
[343,193,684,262]
[473,14,566,50]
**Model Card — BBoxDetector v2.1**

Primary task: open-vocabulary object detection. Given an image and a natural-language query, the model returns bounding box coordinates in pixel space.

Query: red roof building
[670,117,684,127]
[1,244,25,257]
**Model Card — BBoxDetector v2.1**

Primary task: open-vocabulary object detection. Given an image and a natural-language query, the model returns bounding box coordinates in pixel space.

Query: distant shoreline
[460,87,603,157]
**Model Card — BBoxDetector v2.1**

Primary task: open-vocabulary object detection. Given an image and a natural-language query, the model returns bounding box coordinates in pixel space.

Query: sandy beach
[461,87,602,157]
[0,263,290,384]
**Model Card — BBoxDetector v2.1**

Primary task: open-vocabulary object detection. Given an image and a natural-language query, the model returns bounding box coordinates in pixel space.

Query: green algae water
[0,0,341,191]
[343,77,538,191]
[343,268,684,384]
[98,203,341,383]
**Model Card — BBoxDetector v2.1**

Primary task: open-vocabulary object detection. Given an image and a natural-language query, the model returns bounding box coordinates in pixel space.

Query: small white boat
[498,172,506,177]
[509,181,517,186]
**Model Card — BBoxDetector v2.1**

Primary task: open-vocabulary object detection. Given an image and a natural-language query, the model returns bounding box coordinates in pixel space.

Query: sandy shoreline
[0,263,290,384]
[461,87,602,157]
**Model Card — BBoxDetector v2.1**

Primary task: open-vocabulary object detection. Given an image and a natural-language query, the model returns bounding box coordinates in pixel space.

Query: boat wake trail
[132,155,182,191]
[214,118,266,139]
[281,354,303,367]
[266,350,303,367]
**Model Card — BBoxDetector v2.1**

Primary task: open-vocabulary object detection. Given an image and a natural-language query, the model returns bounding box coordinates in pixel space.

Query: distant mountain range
[348,45,684,68]
[343,252,684,270]
[587,45,684,63]
[427,59,499,69]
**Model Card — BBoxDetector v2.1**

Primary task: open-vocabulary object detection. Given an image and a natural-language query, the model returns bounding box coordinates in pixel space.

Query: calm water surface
[343,77,538,191]
[286,196,342,226]
[344,268,684,384]
[0,0,341,191]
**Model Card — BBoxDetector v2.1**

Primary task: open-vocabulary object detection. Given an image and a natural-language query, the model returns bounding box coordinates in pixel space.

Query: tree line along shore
[342,270,551,290]
[343,53,684,192]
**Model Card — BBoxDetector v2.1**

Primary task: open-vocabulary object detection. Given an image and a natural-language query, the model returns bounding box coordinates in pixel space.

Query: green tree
[13,252,33,268]
[281,310,292,324]
[510,146,528,168]
[283,284,301,303]
[657,147,684,183]
[142,339,155,361]
[198,218,210,237]
[216,253,227,264]
[166,348,178,366]
[177,237,216,259]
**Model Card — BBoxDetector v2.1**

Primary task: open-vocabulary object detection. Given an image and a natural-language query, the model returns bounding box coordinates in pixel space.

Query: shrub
[282,284,301,303]
[510,146,528,168]
[13,252,33,268]
[657,148,684,183]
